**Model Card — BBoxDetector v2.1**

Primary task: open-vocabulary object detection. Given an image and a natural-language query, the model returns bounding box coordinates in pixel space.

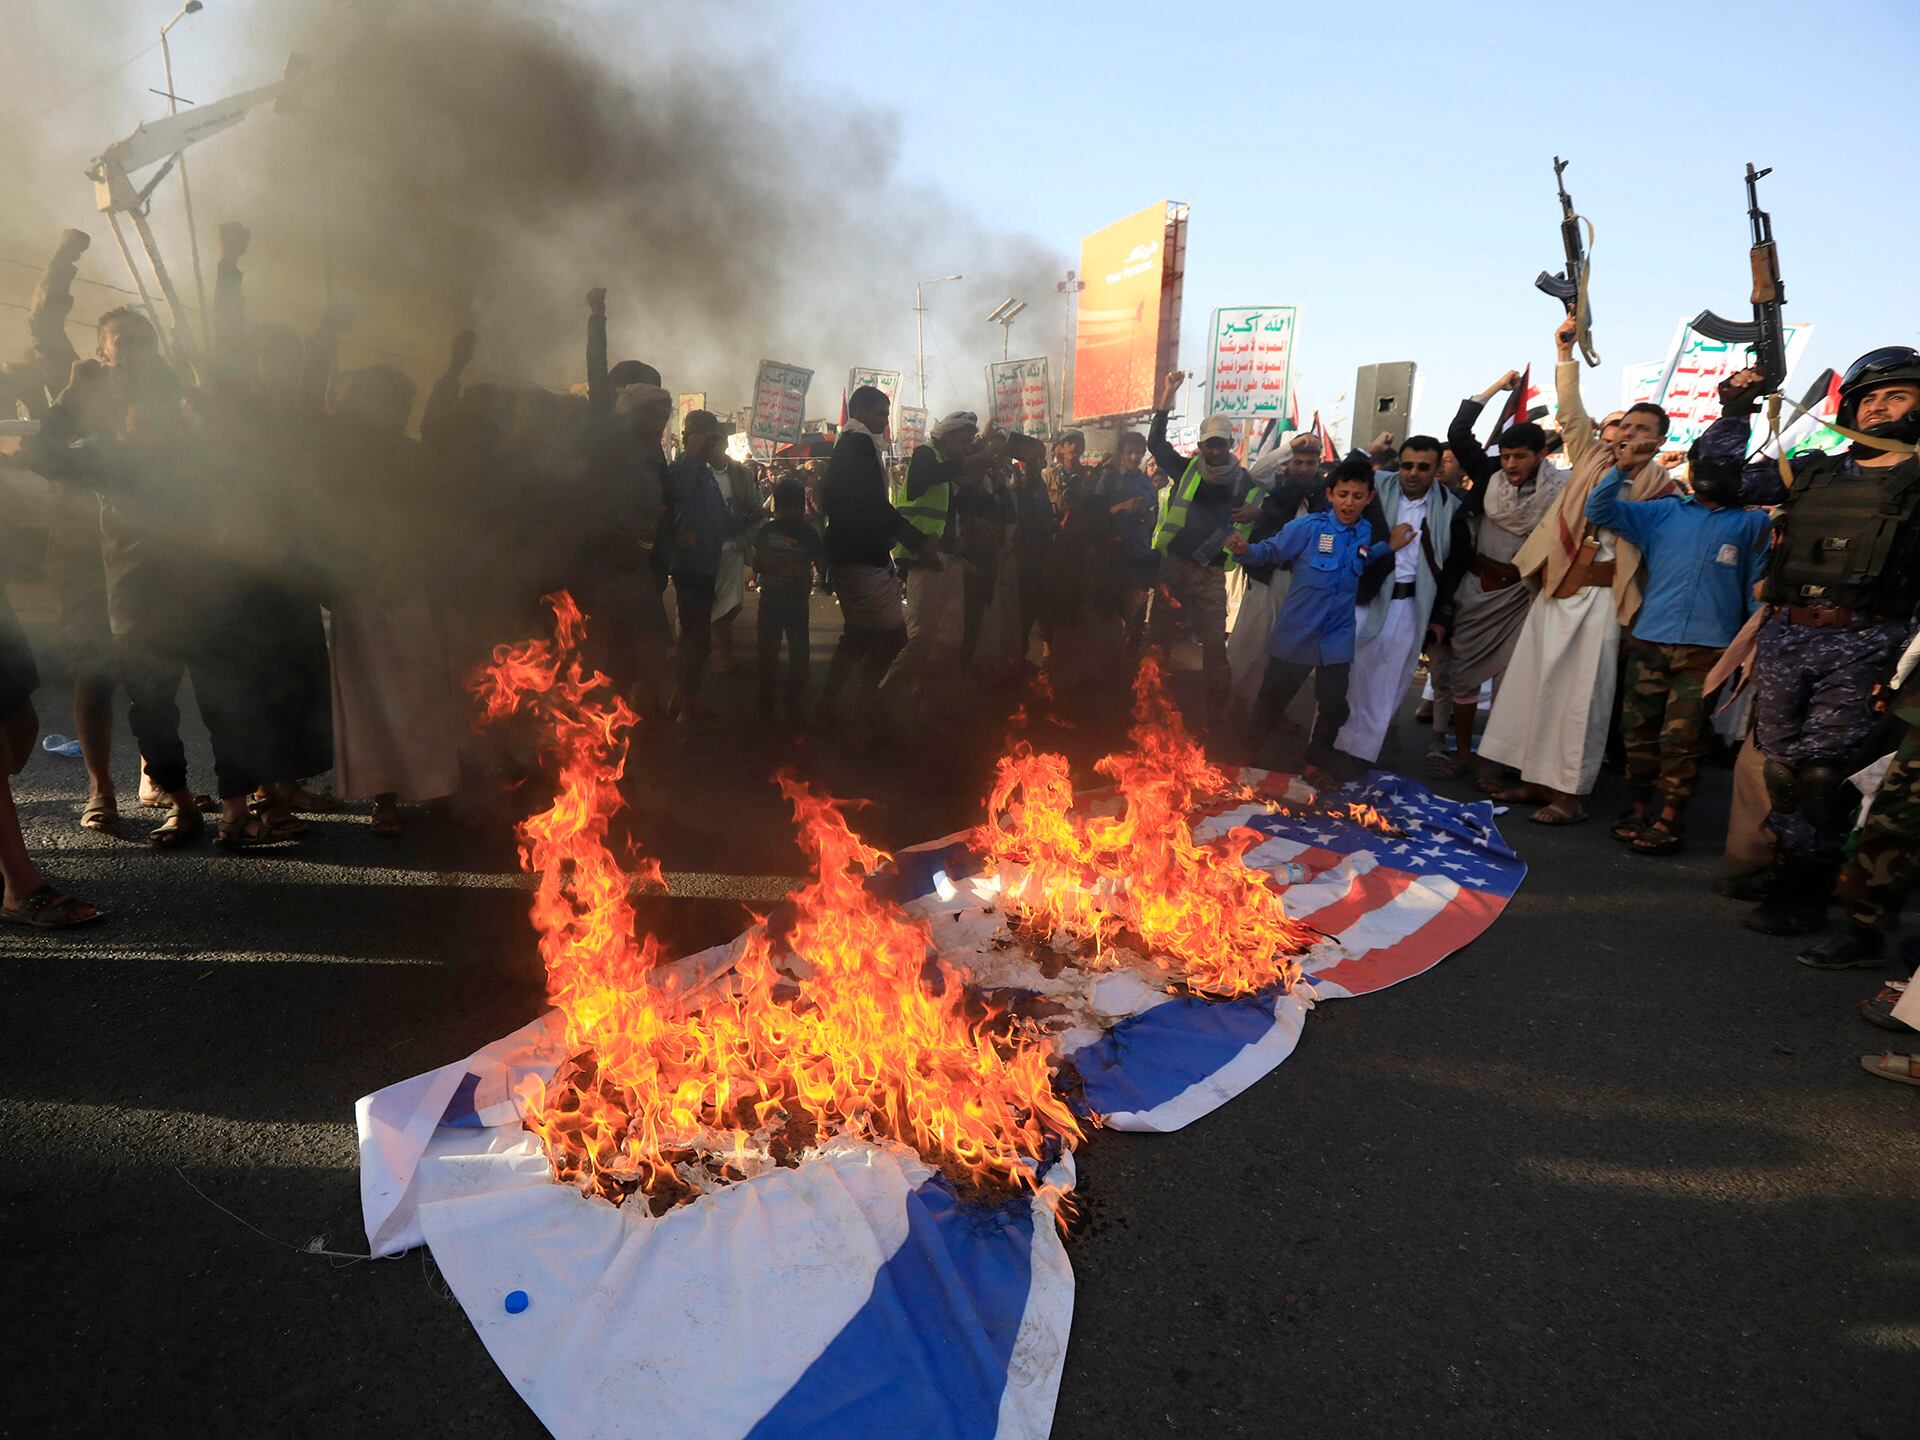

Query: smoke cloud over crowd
[1,0,1062,417]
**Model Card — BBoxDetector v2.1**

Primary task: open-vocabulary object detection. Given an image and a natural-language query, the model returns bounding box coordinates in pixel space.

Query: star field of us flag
[884,769,1525,1134]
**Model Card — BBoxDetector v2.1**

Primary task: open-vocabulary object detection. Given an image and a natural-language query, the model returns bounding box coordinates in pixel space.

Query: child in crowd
[752,477,825,723]
[1228,456,1404,783]
[1586,444,1770,855]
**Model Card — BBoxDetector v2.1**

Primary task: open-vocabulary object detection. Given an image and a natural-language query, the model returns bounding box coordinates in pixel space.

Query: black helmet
[1837,345,1920,432]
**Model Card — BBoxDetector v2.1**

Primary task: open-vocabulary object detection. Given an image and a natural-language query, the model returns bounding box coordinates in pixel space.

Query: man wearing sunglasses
[1335,435,1472,768]
[1698,346,1920,943]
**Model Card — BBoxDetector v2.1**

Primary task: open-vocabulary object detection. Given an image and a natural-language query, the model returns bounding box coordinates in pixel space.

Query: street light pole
[1055,269,1085,423]
[914,273,962,413]
[160,1,209,350]
[985,297,1027,362]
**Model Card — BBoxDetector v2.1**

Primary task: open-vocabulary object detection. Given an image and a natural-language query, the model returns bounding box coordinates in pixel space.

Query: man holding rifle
[1698,346,1920,942]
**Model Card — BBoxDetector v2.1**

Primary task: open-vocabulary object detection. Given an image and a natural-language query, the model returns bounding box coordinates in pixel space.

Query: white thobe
[1337,493,1430,762]
[1477,532,1622,795]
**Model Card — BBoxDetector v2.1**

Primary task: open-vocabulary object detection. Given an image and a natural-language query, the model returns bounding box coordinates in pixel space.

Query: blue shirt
[1584,465,1769,647]
[1244,510,1377,664]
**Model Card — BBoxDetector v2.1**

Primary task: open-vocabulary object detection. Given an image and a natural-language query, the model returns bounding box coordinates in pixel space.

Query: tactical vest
[1152,457,1258,571]
[892,443,951,563]
[1764,454,1920,614]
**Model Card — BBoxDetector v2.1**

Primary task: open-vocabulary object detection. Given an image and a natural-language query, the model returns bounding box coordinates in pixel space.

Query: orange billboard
[1072,201,1188,421]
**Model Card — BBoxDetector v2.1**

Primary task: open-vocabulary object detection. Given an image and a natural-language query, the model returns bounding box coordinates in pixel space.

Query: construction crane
[85,54,310,374]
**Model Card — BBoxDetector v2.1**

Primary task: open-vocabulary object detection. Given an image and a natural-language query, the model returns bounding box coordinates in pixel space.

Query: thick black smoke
[2,0,1062,418]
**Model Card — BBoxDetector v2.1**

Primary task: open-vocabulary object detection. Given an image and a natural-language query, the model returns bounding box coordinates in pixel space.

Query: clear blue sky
[766,0,1919,436]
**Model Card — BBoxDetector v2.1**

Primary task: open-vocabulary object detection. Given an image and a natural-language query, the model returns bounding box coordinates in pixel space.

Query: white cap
[932,409,979,439]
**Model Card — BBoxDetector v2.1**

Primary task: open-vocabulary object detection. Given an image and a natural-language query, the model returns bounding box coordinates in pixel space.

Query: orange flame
[479,594,1080,1211]
[1340,800,1398,835]
[977,655,1316,998]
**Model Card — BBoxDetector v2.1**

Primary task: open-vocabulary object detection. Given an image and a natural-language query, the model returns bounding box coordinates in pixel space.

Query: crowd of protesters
[1,228,1914,1087]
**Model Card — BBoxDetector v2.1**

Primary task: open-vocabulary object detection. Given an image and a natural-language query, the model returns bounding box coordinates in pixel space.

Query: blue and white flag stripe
[355,769,1521,1437]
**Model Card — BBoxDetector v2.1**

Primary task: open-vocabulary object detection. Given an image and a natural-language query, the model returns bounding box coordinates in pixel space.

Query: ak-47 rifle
[1534,157,1598,366]
[1690,162,1788,393]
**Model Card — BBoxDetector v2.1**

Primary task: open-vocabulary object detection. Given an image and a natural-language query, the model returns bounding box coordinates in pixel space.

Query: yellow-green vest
[892,443,951,562]
[1152,456,1258,570]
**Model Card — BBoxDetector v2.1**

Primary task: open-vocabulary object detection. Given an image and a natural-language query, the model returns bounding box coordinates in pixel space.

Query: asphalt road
[3,596,1915,1439]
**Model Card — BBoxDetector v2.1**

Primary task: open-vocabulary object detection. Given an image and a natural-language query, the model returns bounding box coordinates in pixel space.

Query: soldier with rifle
[1692,168,1920,946]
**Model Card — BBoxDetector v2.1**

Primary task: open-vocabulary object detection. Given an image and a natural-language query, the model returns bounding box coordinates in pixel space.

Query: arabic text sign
[895,405,928,454]
[1655,320,1812,448]
[1206,306,1298,422]
[847,368,903,406]
[1617,362,1666,411]
[749,361,813,445]
[987,356,1052,438]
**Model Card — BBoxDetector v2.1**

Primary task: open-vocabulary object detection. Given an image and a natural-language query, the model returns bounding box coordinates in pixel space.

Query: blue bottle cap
[504,1289,529,1314]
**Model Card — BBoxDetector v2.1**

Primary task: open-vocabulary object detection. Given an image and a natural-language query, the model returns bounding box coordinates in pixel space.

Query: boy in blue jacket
[1586,446,1770,855]
[1228,456,1405,780]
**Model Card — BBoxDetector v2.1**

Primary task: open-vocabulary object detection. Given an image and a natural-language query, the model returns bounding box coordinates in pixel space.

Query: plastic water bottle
[1273,860,1311,885]
[40,734,83,759]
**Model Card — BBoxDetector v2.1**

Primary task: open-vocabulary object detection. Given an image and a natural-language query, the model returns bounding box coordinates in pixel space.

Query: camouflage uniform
[1752,612,1907,861]
[1835,677,1920,932]
[1620,638,1718,807]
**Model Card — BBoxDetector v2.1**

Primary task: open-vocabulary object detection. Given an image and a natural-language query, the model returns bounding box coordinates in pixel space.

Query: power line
[0,39,163,144]
[0,281,563,393]
[0,254,140,297]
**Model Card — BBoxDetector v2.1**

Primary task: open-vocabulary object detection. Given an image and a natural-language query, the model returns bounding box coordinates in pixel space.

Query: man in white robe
[1478,319,1676,824]
[1335,434,1469,768]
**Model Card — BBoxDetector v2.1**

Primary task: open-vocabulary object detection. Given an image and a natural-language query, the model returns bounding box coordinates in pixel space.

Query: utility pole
[1055,269,1085,423]
[915,273,962,412]
[160,1,209,349]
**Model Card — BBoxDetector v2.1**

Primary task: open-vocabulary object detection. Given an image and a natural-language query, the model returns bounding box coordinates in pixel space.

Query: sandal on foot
[0,884,103,929]
[1630,823,1686,856]
[149,808,205,848]
[248,799,309,839]
[285,785,341,814]
[1859,1052,1920,1087]
[1861,982,1915,1034]
[80,798,120,836]
[370,805,403,837]
[1528,800,1588,826]
[1427,752,1469,780]
[217,813,284,850]
[1495,784,1547,805]
[1610,805,1649,841]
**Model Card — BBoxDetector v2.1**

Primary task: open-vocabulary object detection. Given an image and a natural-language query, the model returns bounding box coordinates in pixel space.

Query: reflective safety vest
[892,443,951,562]
[1152,456,1258,570]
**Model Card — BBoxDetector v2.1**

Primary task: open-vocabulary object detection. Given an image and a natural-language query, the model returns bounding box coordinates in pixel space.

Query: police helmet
[1837,345,1920,430]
